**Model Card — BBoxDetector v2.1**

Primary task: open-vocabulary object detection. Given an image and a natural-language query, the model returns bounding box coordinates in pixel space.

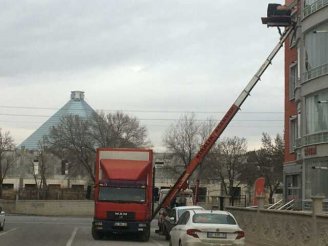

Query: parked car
[161,206,204,240]
[169,210,245,246]
[0,207,5,231]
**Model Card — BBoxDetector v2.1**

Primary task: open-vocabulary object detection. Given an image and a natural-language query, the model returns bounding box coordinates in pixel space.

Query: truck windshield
[99,187,146,202]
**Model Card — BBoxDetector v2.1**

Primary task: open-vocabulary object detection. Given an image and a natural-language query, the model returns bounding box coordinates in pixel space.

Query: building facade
[284,0,328,209]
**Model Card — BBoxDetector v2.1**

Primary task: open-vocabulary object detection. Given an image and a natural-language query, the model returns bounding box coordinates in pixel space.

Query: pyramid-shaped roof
[19,91,96,150]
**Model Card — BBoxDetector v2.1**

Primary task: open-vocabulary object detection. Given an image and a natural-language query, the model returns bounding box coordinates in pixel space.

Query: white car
[0,207,5,231]
[169,210,245,246]
[161,206,204,240]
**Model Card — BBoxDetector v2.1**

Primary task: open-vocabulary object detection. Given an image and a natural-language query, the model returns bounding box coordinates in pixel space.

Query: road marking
[149,239,167,246]
[6,221,89,226]
[66,227,78,246]
[0,228,18,237]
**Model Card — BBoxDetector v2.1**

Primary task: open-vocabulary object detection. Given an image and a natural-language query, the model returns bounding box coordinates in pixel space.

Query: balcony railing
[304,0,328,17]
[295,131,328,148]
[303,63,328,82]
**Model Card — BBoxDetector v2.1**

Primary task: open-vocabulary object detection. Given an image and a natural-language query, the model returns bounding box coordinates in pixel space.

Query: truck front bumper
[93,219,149,234]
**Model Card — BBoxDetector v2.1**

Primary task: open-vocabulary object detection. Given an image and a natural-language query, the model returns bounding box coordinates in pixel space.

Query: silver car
[0,207,5,231]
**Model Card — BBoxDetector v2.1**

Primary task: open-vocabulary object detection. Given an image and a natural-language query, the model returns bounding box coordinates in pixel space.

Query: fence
[227,196,328,246]
[197,195,248,210]
[2,188,93,200]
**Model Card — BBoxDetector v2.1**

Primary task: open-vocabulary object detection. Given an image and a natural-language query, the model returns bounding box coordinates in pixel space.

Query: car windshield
[192,213,237,225]
[99,187,146,202]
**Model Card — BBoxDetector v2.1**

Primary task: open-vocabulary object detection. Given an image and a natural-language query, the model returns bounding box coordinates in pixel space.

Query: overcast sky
[1,0,286,152]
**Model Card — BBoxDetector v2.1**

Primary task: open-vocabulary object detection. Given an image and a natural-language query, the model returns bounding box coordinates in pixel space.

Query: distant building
[283,0,328,209]
[2,91,96,194]
[19,91,96,150]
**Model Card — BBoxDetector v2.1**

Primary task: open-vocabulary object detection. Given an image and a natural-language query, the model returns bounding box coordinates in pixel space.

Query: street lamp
[312,166,328,170]
[313,30,328,33]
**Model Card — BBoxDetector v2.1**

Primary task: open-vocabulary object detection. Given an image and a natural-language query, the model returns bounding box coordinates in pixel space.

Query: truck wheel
[91,226,104,240]
[164,227,170,241]
[0,220,5,231]
[139,227,150,242]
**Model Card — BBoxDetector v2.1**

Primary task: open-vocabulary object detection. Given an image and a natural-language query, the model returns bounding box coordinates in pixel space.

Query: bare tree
[197,118,218,180]
[0,129,16,198]
[215,137,248,197]
[28,139,52,199]
[48,115,96,182]
[163,113,201,167]
[254,133,284,204]
[238,150,263,204]
[48,112,149,183]
[91,111,149,148]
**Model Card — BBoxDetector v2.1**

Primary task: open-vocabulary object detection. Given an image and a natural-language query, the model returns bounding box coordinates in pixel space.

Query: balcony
[303,63,328,82]
[295,131,328,148]
[304,0,328,18]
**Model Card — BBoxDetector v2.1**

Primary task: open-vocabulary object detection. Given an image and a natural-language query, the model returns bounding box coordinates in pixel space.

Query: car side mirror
[0,211,4,215]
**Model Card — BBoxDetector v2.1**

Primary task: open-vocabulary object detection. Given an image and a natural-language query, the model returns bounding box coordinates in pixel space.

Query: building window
[304,158,328,199]
[71,185,84,190]
[304,0,328,17]
[289,63,297,100]
[305,90,328,134]
[290,116,298,152]
[2,184,14,190]
[286,174,301,201]
[304,22,328,80]
[304,0,317,4]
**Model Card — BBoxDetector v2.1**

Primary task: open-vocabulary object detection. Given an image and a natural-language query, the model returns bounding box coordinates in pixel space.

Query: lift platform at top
[261,3,293,27]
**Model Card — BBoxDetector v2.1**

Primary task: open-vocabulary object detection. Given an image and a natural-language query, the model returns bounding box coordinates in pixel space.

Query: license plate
[114,222,127,227]
[207,232,227,238]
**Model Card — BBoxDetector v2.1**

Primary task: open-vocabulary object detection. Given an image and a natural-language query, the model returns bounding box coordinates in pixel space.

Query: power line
[0,113,283,122]
[0,105,283,114]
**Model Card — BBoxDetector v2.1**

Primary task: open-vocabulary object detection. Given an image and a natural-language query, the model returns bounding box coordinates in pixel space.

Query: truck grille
[107,211,135,221]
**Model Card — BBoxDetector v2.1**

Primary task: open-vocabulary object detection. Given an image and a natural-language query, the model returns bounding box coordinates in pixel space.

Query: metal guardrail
[304,0,328,17]
[303,63,328,82]
[278,199,295,210]
[267,199,283,209]
[266,199,295,210]
[295,131,328,148]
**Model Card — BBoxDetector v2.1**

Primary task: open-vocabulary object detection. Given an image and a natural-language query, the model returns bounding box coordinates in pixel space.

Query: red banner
[253,177,265,206]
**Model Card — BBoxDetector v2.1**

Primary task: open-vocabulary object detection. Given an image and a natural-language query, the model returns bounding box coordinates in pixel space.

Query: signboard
[304,146,317,156]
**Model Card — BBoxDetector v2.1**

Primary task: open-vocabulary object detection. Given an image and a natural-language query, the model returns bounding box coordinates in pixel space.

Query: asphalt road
[0,215,169,246]
[0,215,263,246]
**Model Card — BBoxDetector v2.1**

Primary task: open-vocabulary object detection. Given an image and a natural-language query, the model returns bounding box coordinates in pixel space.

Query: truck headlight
[138,223,147,228]
[94,221,103,226]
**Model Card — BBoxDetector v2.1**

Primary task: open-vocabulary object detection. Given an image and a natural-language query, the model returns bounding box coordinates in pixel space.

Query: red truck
[92,148,153,241]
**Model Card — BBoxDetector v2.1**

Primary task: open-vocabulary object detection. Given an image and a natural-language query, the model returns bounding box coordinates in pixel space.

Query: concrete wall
[0,199,93,217]
[228,203,328,246]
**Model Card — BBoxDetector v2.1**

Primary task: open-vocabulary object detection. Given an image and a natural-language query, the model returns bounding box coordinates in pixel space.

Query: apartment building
[284,0,328,209]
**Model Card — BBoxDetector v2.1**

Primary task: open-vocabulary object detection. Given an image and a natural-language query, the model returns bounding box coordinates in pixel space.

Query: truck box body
[92,148,153,241]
